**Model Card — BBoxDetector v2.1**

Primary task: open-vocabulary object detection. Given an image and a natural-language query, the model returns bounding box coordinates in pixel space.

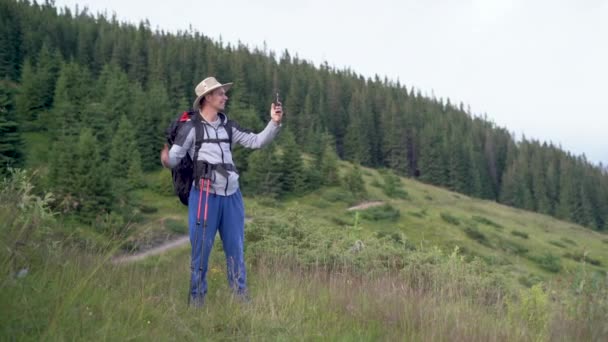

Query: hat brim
[192,83,233,109]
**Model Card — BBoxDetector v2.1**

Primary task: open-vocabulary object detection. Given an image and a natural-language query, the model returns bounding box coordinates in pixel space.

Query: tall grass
[2,170,608,341]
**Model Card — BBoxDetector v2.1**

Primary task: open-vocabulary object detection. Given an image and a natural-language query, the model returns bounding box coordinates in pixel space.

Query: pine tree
[48,62,93,136]
[418,123,446,185]
[0,1,23,81]
[343,163,366,200]
[131,82,170,171]
[73,128,112,221]
[278,129,305,195]
[243,144,281,197]
[318,132,340,186]
[0,81,23,173]
[109,116,143,206]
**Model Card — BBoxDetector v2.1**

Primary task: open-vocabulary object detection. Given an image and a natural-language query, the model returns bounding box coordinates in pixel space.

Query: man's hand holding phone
[270,92,283,125]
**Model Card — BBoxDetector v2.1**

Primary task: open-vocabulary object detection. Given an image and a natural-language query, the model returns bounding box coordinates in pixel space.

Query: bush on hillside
[511,230,529,239]
[358,204,400,222]
[440,212,460,226]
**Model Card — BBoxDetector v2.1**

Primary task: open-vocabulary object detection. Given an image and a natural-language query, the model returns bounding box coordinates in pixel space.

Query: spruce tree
[0,81,23,173]
[318,132,340,186]
[73,128,112,221]
[343,163,366,200]
[109,116,143,206]
[243,144,281,197]
[278,129,305,195]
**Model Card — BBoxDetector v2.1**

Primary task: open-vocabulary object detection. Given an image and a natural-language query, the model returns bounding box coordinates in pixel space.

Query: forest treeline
[1,0,606,231]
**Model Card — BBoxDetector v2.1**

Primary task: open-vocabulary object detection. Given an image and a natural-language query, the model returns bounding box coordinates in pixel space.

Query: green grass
[511,230,530,239]
[5,153,608,340]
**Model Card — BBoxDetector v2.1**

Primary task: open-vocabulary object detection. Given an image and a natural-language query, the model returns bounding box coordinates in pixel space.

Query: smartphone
[274,91,281,106]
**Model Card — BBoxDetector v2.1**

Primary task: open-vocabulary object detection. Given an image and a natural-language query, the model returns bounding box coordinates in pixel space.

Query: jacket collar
[195,110,228,126]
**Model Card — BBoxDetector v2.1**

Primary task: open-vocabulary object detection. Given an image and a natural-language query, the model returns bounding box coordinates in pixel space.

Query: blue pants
[188,186,247,300]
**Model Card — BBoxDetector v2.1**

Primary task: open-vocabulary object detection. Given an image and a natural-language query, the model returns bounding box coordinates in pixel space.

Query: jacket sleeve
[231,120,281,149]
[167,125,195,168]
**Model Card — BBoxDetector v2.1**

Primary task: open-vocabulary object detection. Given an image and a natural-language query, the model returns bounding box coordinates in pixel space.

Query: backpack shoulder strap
[224,120,234,151]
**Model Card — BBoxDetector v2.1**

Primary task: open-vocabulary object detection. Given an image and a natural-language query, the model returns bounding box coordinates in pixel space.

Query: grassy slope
[5,133,606,340]
[21,132,608,280]
[128,161,607,282]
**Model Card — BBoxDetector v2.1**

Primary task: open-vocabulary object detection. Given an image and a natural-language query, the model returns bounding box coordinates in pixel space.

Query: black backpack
[165,109,233,206]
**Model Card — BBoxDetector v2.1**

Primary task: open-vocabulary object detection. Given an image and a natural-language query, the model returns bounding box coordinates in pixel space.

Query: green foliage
[563,251,602,266]
[243,144,282,197]
[139,205,158,214]
[109,116,144,200]
[511,230,529,239]
[472,215,503,229]
[507,284,549,341]
[278,129,305,195]
[357,204,400,222]
[463,225,490,246]
[321,188,354,204]
[0,81,23,172]
[560,237,577,246]
[73,128,113,222]
[47,62,93,136]
[528,253,562,273]
[440,212,460,226]
[342,164,367,200]
[318,132,340,186]
[497,238,528,255]
[548,240,567,248]
[164,218,187,234]
[380,170,409,199]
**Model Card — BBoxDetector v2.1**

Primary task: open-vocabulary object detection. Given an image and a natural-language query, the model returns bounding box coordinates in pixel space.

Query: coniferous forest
[1,0,607,231]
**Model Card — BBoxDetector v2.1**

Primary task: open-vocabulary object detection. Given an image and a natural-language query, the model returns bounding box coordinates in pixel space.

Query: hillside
[119,160,608,285]
[2,162,607,340]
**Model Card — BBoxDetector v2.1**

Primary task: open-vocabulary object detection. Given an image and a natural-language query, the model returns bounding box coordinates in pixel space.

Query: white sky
[55,0,608,166]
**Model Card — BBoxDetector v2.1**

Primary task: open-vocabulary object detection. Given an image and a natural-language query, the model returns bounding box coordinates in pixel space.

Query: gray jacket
[167,112,281,196]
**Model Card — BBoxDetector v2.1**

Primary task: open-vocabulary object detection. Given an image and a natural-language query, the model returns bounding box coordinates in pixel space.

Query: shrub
[560,237,577,246]
[507,284,549,340]
[563,252,602,266]
[440,212,460,226]
[528,253,562,273]
[322,188,354,204]
[517,274,544,288]
[358,204,400,222]
[139,205,158,214]
[409,211,424,218]
[164,218,187,234]
[511,230,529,239]
[329,216,352,226]
[548,240,567,249]
[257,197,283,208]
[498,238,528,255]
[472,215,504,230]
[381,171,409,199]
[463,226,489,246]
[342,164,367,200]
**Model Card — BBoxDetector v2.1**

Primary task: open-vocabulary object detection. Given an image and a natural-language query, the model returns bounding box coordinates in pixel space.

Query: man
[160,76,282,306]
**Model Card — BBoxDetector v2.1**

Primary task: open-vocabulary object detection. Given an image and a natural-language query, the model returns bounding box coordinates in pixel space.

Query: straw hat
[192,77,233,109]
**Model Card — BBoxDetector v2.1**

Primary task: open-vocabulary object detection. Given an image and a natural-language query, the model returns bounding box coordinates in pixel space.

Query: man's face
[205,88,228,111]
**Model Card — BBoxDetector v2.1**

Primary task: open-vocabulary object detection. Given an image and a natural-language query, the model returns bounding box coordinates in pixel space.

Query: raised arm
[231,102,283,149]
[232,120,281,149]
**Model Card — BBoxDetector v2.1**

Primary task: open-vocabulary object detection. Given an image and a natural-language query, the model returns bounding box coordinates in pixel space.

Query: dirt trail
[346,201,385,211]
[112,216,254,264]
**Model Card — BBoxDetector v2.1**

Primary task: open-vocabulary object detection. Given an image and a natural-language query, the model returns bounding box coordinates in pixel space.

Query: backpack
[165,109,233,206]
